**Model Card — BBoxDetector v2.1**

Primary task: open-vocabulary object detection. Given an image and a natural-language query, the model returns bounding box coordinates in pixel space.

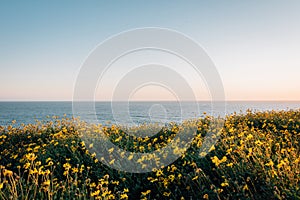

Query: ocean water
[0,101,299,126]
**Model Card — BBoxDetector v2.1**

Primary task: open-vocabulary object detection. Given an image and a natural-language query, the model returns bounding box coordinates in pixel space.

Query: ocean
[0,101,299,126]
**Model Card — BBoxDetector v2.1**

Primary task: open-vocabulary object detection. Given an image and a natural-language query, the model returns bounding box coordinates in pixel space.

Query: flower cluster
[0,110,299,199]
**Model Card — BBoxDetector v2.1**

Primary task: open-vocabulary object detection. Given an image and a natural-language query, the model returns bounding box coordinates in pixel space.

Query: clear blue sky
[1,1,300,101]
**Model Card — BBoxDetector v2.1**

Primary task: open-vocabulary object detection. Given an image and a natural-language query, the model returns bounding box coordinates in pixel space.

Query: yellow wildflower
[163,192,171,197]
[120,193,128,199]
[42,180,50,186]
[265,160,274,167]
[108,147,114,154]
[3,169,13,176]
[25,153,37,161]
[141,190,151,196]
[221,182,229,187]
[156,169,163,177]
[209,145,215,152]
[123,188,129,193]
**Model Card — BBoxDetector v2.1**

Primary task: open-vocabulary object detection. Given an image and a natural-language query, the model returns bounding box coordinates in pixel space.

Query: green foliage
[0,110,299,199]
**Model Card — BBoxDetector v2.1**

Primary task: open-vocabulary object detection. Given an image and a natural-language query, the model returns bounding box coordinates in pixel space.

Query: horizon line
[0,100,300,102]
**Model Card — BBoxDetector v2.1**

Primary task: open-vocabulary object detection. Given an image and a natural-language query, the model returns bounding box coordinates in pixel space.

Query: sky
[0,1,300,101]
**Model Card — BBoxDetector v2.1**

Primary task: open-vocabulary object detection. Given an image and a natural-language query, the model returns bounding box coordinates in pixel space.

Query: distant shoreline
[0,100,300,103]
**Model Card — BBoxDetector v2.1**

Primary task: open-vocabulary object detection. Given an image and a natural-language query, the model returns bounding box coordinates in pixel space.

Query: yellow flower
[199,152,207,157]
[226,148,233,155]
[148,177,158,183]
[115,136,122,142]
[62,127,68,133]
[246,134,253,140]
[163,192,171,197]
[42,180,50,186]
[226,163,234,167]
[111,180,119,185]
[209,145,215,152]
[243,184,249,191]
[120,193,128,199]
[104,174,110,179]
[211,156,227,167]
[109,159,115,165]
[178,173,182,179]
[221,156,227,163]
[108,147,114,154]
[25,153,37,161]
[277,159,288,168]
[139,146,145,152]
[72,167,79,173]
[141,190,151,196]
[265,160,274,167]
[221,182,229,187]
[91,190,100,197]
[90,182,96,188]
[255,140,263,145]
[47,161,54,166]
[91,152,96,157]
[211,156,219,166]
[171,165,177,172]
[29,168,38,175]
[24,162,31,169]
[101,191,111,197]
[168,174,175,182]
[128,154,134,160]
[156,169,163,177]
[3,169,13,176]
[45,169,50,175]
[248,148,253,153]
[123,188,129,193]
[63,163,71,170]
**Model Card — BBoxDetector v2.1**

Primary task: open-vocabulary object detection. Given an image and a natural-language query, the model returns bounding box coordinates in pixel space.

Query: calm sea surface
[0,101,299,126]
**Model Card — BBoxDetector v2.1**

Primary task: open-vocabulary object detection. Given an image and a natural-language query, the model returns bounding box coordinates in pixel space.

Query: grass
[0,110,299,199]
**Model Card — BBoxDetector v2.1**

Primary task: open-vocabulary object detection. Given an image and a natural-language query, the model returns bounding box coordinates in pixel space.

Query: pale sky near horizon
[1,1,300,101]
